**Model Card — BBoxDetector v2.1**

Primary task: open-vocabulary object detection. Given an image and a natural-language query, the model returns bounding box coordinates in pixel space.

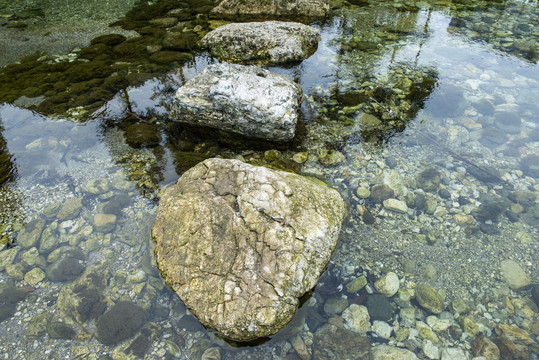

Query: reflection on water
[0,0,538,359]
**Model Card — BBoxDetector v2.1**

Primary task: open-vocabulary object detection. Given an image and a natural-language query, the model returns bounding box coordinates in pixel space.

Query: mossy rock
[96,301,148,345]
[416,167,441,192]
[0,286,28,322]
[149,51,193,64]
[79,43,111,61]
[91,34,127,46]
[172,151,210,174]
[45,257,85,282]
[47,321,76,339]
[124,123,162,148]
[162,32,199,51]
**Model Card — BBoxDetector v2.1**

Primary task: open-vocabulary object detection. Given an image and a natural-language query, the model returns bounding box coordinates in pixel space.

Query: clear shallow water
[0,0,538,359]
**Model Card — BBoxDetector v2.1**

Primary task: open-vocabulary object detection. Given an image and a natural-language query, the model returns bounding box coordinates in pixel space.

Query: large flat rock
[170,63,302,141]
[200,21,320,65]
[211,0,330,18]
[152,158,346,340]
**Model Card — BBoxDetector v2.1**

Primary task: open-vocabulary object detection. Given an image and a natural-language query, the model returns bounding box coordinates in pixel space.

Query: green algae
[0,0,216,118]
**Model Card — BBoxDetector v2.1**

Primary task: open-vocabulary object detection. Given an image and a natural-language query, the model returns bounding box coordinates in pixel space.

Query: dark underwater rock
[47,321,76,339]
[96,301,148,345]
[0,286,27,322]
[45,257,85,282]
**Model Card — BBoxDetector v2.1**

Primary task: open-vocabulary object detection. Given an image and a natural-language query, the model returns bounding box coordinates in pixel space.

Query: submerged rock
[200,21,320,65]
[96,301,148,345]
[0,285,27,322]
[170,63,302,142]
[152,158,346,340]
[312,324,371,359]
[211,0,330,18]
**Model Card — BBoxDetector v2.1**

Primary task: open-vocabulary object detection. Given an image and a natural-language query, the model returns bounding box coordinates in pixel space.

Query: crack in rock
[152,158,346,340]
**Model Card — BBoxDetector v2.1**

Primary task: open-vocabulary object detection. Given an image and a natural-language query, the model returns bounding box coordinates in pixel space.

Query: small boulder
[200,21,320,65]
[415,284,445,314]
[96,301,148,345]
[211,0,330,18]
[152,158,346,340]
[500,259,531,290]
[170,63,302,142]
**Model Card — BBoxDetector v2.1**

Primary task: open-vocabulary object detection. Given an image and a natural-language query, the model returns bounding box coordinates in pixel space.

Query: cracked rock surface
[200,21,320,65]
[152,158,346,340]
[170,63,302,142]
[211,0,330,18]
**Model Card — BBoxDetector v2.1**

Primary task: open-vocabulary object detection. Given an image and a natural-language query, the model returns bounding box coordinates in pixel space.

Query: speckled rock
[372,345,417,360]
[24,267,45,286]
[152,158,346,340]
[342,304,370,333]
[312,324,371,359]
[416,284,445,314]
[374,272,400,297]
[170,63,302,142]
[0,248,20,271]
[471,335,500,360]
[500,259,531,290]
[200,21,320,65]
[211,0,330,18]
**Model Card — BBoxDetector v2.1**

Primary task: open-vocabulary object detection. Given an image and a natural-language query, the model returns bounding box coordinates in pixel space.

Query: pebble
[416,284,445,314]
[346,275,367,293]
[500,259,531,290]
[372,345,418,360]
[423,339,440,360]
[24,267,46,286]
[383,199,408,213]
[372,320,392,339]
[441,348,468,360]
[374,271,400,297]
[471,336,500,360]
[342,304,370,333]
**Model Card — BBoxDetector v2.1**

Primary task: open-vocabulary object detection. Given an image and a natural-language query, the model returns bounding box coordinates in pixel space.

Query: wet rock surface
[152,158,346,340]
[211,0,330,18]
[170,63,302,142]
[200,21,320,65]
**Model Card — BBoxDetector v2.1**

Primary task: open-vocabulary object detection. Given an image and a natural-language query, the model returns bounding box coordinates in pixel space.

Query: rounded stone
[375,272,400,297]
[500,259,531,290]
[24,267,46,286]
[372,320,392,339]
[22,247,39,266]
[415,284,445,314]
[346,275,367,294]
[342,304,370,333]
[85,177,111,195]
[372,345,417,360]
[356,187,371,199]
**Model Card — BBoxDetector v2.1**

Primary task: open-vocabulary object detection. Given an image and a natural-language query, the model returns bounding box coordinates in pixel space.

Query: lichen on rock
[152,158,346,340]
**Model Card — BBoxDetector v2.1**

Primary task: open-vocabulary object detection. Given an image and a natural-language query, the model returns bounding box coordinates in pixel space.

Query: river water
[0,0,537,359]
